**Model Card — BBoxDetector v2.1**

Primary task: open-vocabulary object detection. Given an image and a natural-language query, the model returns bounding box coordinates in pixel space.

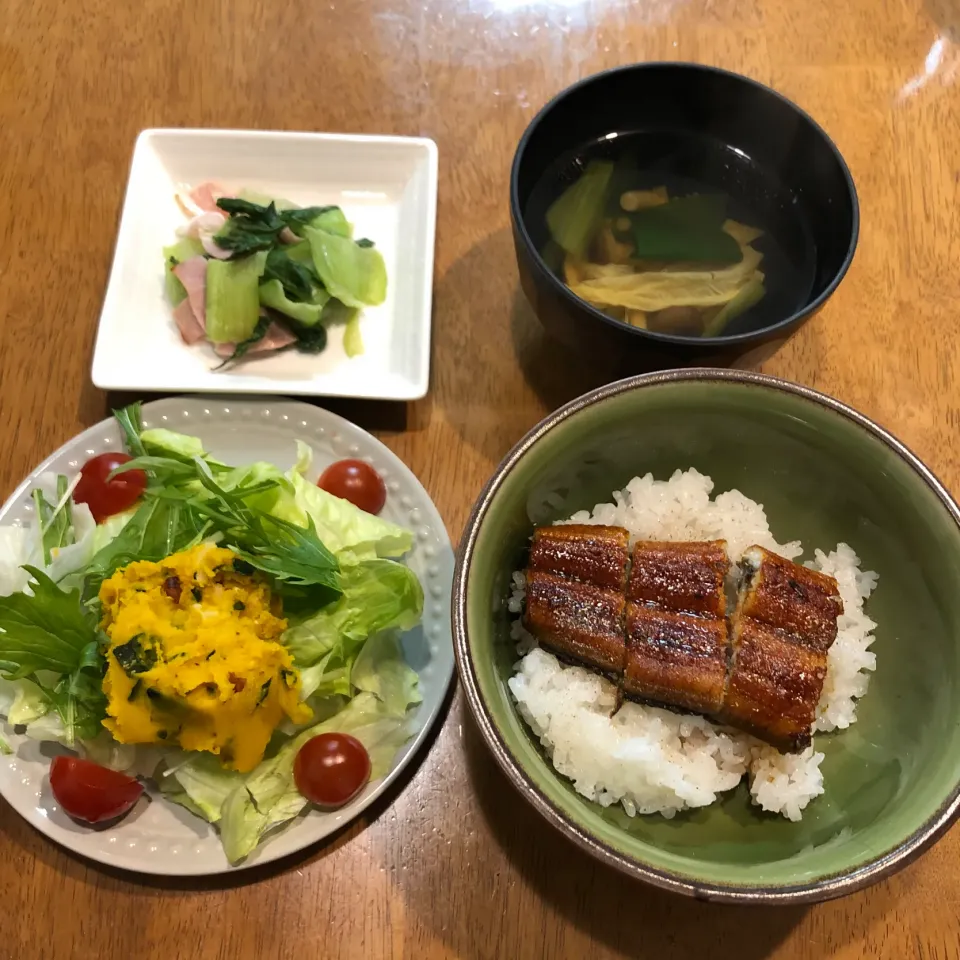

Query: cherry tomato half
[50,756,144,824]
[294,733,371,808]
[73,452,147,524]
[317,459,386,515]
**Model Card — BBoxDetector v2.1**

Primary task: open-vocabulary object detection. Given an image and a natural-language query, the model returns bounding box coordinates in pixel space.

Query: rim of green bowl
[452,367,960,904]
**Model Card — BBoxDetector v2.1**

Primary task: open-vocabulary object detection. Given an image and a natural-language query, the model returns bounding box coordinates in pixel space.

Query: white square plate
[91,129,438,400]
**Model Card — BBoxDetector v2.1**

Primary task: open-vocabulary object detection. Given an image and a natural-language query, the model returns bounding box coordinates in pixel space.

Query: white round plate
[0,396,454,875]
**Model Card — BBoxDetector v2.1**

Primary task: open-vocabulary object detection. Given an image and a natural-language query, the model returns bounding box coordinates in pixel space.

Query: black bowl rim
[452,367,960,904]
[509,62,861,347]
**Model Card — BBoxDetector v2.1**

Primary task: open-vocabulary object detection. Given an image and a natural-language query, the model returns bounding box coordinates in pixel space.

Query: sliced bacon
[212,322,298,362]
[172,256,208,331]
[172,299,205,345]
[250,322,297,353]
[188,182,229,213]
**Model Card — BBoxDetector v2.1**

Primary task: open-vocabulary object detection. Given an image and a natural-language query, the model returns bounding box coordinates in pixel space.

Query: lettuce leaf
[283,560,422,667]
[0,677,18,717]
[275,470,412,564]
[7,679,49,724]
[141,428,207,461]
[0,527,33,597]
[80,732,137,772]
[219,692,413,863]
[52,507,132,593]
[1,475,122,597]
[298,652,353,700]
[165,753,245,823]
[351,632,421,717]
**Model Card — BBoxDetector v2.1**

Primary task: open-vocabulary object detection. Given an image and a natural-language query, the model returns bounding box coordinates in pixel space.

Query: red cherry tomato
[294,733,371,808]
[49,756,144,824]
[73,452,147,524]
[317,459,386,515]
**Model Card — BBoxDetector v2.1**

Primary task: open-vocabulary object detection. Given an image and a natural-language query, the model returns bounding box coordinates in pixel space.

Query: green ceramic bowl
[453,369,960,903]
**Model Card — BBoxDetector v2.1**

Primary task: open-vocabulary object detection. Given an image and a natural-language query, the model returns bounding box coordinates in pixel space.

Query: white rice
[507,468,878,821]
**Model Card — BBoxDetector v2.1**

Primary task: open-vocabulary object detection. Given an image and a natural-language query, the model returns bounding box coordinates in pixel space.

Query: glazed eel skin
[522,525,844,752]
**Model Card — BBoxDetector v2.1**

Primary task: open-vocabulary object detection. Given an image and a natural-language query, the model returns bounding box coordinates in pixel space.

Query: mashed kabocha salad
[0,404,423,863]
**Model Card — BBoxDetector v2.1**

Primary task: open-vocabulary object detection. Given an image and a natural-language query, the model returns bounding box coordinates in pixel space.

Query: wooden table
[1,0,959,956]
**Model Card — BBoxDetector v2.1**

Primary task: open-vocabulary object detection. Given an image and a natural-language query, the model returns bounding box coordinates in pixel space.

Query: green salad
[0,404,422,863]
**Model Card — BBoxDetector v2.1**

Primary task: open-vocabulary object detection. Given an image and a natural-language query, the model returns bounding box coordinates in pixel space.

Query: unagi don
[521,527,844,753]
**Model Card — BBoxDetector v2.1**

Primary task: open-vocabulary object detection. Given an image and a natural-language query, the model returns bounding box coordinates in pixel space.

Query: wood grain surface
[1,0,960,956]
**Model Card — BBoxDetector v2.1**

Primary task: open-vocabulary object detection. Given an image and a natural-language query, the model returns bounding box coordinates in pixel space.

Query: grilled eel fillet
[521,527,843,752]
[720,546,843,752]
[523,525,629,679]
[624,540,729,715]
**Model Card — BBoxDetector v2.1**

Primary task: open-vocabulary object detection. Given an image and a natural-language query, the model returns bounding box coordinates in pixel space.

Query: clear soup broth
[524,130,817,338]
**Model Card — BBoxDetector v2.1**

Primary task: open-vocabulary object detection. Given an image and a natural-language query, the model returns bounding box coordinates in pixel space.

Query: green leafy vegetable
[219,692,413,863]
[351,632,421,717]
[343,311,364,358]
[261,247,325,304]
[280,467,412,563]
[0,572,107,744]
[281,205,341,236]
[304,226,387,308]
[140,426,208,463]
[297,652,352,699]
[258,280,328,326]
[214,199,346,254]
[164,753,245,823]
[213,199,286,255]
[702,274,766,337]
[546,160,614,258]
[0,568,99,678]
[83,497,208,596]
[7,679,49,724]
[284,318,328,354]
[284,560,423,668]
[157,457,340,594]
[80,732,136,771]
[302,207,352,238]
[110,422,342,598]
[205,251,269,344]
[114,403,148,459]
[32,475,74,565]
[630,195,744,264]
[35,640,109,743]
